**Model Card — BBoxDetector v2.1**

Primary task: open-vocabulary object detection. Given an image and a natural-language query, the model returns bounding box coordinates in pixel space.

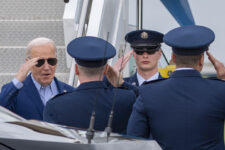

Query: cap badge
[141,32,148,39]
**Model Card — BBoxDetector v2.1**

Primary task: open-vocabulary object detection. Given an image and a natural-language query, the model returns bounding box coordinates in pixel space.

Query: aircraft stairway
[63,0,131,86]
[0,0,69,90]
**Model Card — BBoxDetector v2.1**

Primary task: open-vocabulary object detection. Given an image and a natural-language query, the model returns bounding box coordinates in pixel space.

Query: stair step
[0,20,65,46]
[0,47,69,73]
[0,0,70,90]
[0,0,65,20]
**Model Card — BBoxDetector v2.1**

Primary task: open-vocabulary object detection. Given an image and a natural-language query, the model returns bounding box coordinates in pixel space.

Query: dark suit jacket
[127,70,225,150]
[0,74,75,120]
[44,81,136,134]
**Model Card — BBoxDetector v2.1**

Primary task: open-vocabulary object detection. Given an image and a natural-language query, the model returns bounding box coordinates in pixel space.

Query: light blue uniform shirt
[137,72,159,86]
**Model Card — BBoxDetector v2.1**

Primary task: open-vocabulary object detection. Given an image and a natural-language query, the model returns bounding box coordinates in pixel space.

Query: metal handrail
[68,0,90,86]
[109,0,125,66]
[137,0,143,30]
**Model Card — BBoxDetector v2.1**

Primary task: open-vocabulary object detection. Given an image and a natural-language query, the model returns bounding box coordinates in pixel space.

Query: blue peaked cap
[125,30,164,50]
[67,36,116,68]
[163,25,215,55]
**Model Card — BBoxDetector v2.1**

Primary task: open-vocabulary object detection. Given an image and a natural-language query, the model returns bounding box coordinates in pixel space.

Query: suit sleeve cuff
[12,78,23,89]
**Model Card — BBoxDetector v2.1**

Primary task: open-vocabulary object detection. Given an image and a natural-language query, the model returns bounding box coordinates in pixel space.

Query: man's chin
[40,79,53,86]
[140,67,153,71]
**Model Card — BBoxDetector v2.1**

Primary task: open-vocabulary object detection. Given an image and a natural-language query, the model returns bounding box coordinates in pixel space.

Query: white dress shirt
[137,72,159,86]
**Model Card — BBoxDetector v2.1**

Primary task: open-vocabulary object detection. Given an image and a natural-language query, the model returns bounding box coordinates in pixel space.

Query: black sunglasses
[36,58,57,67]
[134,50,157,55]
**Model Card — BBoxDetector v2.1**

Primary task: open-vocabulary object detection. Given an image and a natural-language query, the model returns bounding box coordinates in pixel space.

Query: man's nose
[143,52,149,57]
[42,60,50,69]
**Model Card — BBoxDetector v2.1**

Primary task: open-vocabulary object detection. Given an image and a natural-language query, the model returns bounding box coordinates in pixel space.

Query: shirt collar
[175,67,195,71]
[137,72,159,86]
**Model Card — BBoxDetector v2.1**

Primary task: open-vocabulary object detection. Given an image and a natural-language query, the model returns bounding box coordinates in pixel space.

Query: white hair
[26,37,56,58]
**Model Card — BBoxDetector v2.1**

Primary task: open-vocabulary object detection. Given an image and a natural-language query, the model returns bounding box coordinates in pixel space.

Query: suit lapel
[23,75,44,118]
[54,77,64,93]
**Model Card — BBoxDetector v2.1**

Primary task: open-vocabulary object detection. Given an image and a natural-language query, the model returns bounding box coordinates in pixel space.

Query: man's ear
[103,64,109,75]
[156,50,162,59]
[172,52,175,63]
[75,64,79,75]
[199,53,204,68]
[132,50,136,59]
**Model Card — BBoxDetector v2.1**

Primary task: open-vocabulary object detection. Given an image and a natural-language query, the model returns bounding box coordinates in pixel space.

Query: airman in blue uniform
[127,25,225,150]
[124,30,164,86]
[104,30,164,88]
[43,36,136,134]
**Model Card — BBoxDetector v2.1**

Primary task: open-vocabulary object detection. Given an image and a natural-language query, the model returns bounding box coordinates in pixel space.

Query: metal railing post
[136,0,143,30]
[68,0,90,86]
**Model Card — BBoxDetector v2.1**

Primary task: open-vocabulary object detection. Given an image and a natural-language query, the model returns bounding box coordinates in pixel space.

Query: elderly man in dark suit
[127,25,225,150]
[44,36,136,134]
[0,37,75,120]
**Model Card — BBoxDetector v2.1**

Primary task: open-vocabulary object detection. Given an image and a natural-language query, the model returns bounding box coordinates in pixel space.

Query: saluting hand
[206,51,225,80]
[16,57,39,82]
[113,50,132,72]
[105,65,124,87]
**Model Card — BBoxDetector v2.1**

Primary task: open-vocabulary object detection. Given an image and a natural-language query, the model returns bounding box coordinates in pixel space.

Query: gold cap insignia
[140,32,148,39]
